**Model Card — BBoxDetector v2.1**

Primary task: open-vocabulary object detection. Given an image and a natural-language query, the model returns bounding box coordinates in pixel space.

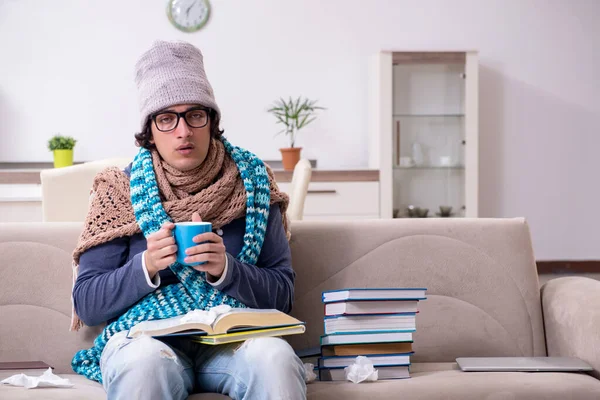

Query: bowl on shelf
[407,205,429,218]
[436,206,454,217]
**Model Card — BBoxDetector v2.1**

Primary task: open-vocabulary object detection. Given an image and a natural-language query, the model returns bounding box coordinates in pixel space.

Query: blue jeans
[99,331,307,400]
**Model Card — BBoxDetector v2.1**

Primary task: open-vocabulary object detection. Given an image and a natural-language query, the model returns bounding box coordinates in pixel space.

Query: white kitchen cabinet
[277,181,379,220]
[0,184,43,223]
[368,51,479,219]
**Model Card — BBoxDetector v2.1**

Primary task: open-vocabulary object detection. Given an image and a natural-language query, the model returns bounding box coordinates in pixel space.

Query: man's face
[150,104,212,171]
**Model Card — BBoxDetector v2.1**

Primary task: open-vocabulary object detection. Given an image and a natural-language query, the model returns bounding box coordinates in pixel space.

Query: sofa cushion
[4,364,599,400]
[0,371,228,400]
[287,218,547,362]
[0,371,105,400]
[0,235,104,374]
[307,363,600,400]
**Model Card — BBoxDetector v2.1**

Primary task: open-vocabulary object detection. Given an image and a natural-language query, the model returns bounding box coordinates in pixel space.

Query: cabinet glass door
[391,59,466,218]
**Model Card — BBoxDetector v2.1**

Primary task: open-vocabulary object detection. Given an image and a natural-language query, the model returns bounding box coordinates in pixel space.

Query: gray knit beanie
[134,40,221,130]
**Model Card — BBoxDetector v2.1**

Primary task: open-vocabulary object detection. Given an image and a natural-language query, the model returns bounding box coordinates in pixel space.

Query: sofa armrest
[541,276,600,378]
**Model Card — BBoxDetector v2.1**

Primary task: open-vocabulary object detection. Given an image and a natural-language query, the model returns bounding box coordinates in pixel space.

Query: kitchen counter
[0,169,43,185]
[0,165,379,185]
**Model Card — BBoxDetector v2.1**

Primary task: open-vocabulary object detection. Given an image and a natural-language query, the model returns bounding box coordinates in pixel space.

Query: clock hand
[186,3,193,17]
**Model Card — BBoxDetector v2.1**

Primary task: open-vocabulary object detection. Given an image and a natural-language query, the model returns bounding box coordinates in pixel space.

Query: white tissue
[344,356,378,383]
[303,363,317,383]
[180,305,232,324]
[1,368,74,389]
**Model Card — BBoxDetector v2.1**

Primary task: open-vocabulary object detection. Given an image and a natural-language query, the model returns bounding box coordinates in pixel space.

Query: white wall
[1,0,599,260]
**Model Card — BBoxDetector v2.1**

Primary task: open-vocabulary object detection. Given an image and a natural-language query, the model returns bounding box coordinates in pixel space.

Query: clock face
[167,0,211,32]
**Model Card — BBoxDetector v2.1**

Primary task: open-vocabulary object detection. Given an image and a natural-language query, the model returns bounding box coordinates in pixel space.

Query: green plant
[47,134,77,151]
[267,97,325,148]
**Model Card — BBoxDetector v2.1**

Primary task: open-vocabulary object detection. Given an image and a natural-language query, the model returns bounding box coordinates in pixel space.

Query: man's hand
[144,221,177,279]
[185,212,227,281]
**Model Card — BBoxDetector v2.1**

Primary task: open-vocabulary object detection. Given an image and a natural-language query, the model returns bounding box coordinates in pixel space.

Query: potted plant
[267,96,325,170]
[47,134,77,168]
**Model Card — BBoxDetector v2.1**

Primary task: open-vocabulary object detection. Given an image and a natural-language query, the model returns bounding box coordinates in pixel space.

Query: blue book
[322,288,427,303]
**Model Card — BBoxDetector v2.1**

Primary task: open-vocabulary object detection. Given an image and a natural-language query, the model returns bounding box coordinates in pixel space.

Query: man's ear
[148,126,155,144]
[146,119,154,144]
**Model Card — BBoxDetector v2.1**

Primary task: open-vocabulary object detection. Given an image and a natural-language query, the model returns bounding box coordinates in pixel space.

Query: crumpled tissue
[1,368,74,389]
[303,363,317,383]
[344,356,378,383]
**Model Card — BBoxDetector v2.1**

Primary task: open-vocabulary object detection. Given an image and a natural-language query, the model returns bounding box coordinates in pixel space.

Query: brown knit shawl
[72,139,289,264]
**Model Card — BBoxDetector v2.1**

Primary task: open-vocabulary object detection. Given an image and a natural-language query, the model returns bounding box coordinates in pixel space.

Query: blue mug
[173,222,212,266]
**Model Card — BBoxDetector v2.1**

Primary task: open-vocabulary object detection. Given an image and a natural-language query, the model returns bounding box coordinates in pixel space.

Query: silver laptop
[456,357,593,372]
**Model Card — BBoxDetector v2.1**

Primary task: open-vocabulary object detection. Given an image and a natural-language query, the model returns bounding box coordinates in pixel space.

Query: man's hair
[134,108,224,149]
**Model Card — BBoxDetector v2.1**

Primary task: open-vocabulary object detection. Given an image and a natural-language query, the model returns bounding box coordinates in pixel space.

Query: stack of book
[317,288,427,381]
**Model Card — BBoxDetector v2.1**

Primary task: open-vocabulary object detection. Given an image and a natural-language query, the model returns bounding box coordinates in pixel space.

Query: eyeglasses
[151,107,210,132]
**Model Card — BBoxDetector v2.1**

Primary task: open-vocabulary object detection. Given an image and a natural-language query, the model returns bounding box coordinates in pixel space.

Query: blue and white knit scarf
[71,137,271,383]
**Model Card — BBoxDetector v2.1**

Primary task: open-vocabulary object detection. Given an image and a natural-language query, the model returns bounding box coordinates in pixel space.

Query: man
[70,40,306,400]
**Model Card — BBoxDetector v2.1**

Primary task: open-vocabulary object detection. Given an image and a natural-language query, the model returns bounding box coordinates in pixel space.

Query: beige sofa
[1,218,600,399]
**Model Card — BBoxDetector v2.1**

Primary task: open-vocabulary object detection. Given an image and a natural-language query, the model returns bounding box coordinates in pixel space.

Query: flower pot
[53,149,74,168]
[279,147,302,171]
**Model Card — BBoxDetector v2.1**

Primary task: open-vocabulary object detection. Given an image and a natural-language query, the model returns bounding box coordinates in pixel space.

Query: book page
[197,325,306,345]
[214,308,302,334]
[180,307,228,326]
[128,305,234,337]
[128,315,212,337]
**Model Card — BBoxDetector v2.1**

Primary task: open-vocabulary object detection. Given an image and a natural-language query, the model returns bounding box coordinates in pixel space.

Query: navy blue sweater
[72,167,295,327]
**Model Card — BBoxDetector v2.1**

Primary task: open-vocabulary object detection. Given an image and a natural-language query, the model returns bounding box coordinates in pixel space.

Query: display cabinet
[368,51,478,218]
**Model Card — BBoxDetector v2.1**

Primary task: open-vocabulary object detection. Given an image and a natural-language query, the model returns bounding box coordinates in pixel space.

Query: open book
[193,325,306,345]
[127,306,305,339]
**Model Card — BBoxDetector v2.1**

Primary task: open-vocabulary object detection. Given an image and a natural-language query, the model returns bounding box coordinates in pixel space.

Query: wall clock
[167,0,211,33]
